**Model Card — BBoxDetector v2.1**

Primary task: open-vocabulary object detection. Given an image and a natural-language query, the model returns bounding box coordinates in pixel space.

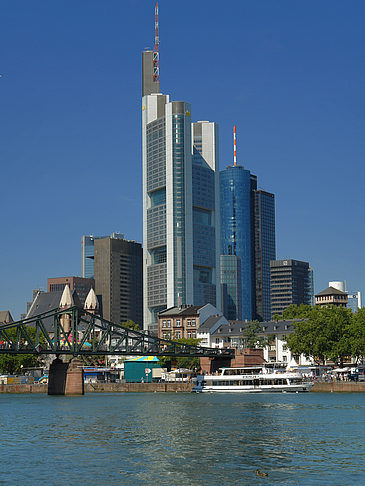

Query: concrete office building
[270,259,312,317]
[142,8,220,333]
[81,233,124,279]
[94,236,143,327]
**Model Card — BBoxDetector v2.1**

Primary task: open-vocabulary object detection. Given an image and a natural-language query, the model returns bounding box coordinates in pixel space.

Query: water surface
[0,392,364,485]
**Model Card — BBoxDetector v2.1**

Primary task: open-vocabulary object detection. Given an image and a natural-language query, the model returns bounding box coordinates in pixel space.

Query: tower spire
[233,125,237,166]
[153,3,159,82]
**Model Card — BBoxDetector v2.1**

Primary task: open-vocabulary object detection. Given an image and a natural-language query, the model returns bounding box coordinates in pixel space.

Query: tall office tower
[142,6,220,333]
[220,127,253,320]
[94,236,143,326]
[253,190,276,321]
[270,259,312,317]
[192,121,221,310]
[81,233,124,278]
[220,254,242,320]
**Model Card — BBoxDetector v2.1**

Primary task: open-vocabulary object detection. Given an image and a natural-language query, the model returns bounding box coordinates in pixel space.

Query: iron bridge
[0,306,234,359]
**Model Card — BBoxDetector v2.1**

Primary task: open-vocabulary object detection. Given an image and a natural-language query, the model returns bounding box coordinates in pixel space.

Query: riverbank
[2,381,365,393]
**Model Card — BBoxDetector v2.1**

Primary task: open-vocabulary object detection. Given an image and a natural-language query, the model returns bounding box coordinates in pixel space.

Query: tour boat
[192,365,313,393]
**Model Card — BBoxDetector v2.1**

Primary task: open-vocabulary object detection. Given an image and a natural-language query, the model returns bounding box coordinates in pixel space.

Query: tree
[0,327,43,374]
[241,321,267,349]
[282,304,313,320]
[121,320,141,331]
[348,308,365,363]
[286,306,353,366]
[159,338,201,370]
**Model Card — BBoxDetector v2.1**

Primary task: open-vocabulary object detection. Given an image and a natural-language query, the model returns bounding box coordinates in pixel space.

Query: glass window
[176,320,181,327]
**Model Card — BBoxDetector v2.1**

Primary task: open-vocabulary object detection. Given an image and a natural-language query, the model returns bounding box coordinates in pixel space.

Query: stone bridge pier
[48,357,84,395]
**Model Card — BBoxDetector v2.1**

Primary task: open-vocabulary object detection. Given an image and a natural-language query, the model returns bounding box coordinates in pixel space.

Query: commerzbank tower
[142,4,221,333]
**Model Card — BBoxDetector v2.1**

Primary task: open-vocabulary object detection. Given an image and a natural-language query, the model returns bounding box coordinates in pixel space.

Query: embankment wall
[2,382,365,393]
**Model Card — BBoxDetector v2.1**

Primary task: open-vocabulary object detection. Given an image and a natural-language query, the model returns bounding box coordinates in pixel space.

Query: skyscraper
[94,236,143,326]
[81,233,124,279]
[270,259,312,316]
[220,127,275,321]
[254,190,276,321]
[220,162,253,320]
[142,6,220,333]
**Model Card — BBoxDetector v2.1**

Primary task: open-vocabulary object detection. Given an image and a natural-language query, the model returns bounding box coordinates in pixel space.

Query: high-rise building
[219,127,275,321]
[254,190,276,321]
[94,236,143,326]
[220,254,242,320]
[270,259,312,316]
[220,163,253,320]
[142,6,220,332]
[81,233,124,278]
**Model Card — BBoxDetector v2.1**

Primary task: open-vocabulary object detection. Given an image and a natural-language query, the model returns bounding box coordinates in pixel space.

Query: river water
[0,392,364,485]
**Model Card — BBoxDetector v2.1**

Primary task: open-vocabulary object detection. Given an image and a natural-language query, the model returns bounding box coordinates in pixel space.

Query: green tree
[348,308,365,363]
[0,327,42,374]
[286,306,353,366]
[159,338,201,370]
[241,321,267,349]
[282,304,314,320]
[121,320,141,331]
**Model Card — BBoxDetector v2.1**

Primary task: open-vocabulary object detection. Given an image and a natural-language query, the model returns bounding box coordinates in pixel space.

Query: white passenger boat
[192,365,313,393]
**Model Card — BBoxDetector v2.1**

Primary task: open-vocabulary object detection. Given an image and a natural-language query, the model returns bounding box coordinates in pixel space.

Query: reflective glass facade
[254,191,276,321]
[220,165,252,320]
[220,254,242,320]
[142,94,220,332]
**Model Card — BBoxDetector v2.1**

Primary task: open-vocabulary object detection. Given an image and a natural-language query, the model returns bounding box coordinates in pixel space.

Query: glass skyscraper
[254,190,276,321]
[142,55,220,333]
[220,165,253,320]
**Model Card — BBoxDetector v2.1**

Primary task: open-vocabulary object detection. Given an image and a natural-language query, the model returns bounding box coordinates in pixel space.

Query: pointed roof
[84,288,99,310]
[60,284,74,308]
[0,310,13,324]
[315,286,347,297]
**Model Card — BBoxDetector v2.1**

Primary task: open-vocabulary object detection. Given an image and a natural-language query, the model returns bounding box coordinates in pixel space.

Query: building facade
[270,259,312,317]
[94,236,143,326]
[315,286,348,307]
[142,42,220,333]
[220,254,242,320]
[254,190,276,321]
[47,276,94,307]
[81,233,124,279]
[157,303,222,341]
[220,165,253,320]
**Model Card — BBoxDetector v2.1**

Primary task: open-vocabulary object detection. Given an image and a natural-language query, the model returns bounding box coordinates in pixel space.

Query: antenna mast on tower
[233,125,237,166]
[153,3,159,82]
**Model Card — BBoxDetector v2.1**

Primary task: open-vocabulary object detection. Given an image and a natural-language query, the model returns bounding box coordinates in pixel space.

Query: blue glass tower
[220,165,253,320]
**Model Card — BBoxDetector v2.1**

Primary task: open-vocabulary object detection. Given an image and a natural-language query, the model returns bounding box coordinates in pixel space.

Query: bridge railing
[0,306,234,358]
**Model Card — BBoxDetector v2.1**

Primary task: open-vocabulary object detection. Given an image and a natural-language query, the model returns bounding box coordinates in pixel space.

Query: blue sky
[1,0,364,319]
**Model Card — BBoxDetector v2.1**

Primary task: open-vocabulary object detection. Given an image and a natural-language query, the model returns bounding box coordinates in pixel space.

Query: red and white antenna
[233,125,237,166]
[153,3,159,82]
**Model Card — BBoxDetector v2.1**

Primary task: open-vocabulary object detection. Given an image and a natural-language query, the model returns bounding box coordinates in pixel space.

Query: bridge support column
[65,358,84,396]
[48,357,84,396]
[48,357,68,395]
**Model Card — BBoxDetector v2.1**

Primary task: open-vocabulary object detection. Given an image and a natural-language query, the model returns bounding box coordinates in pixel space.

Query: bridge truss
[0,306,234,359]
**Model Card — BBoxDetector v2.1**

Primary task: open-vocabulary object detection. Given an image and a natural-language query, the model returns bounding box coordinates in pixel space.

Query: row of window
[162,331,196,340]
[161,318,196,328]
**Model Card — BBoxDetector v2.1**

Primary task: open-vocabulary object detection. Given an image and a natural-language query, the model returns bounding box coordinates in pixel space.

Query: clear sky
[1,0,364,319]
